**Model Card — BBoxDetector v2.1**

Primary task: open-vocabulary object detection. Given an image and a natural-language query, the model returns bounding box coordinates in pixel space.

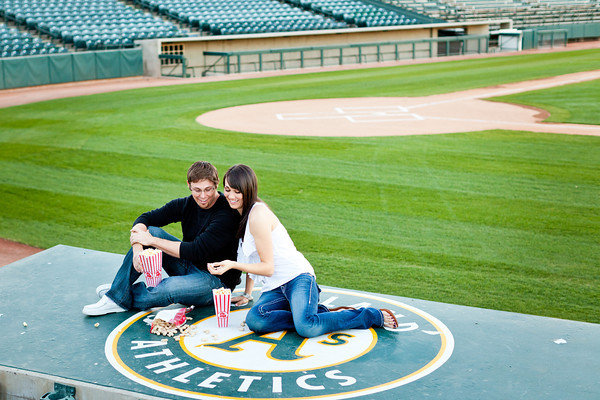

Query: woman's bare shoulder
[249,203,278,228]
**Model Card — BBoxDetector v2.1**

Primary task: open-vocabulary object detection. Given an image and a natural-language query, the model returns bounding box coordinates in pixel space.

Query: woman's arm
[208,204,276,277]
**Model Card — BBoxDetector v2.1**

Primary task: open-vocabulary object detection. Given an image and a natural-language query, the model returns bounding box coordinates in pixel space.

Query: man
[83,161,241,316]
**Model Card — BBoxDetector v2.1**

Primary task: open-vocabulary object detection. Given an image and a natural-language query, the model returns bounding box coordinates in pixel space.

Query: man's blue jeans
[105,226,222,310]
[245,273,384,338]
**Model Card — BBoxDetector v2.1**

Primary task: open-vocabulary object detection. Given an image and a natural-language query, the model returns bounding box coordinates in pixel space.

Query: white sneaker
[95,283,111,298]
[82,295,127,316]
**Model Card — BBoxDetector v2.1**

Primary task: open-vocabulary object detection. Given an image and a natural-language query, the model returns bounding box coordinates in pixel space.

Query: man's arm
[129,198,187,260]
[130,226,181,258]
[129,223,147,271]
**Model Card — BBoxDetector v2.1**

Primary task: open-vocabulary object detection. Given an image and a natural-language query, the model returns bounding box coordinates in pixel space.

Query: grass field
[0,48,598,323]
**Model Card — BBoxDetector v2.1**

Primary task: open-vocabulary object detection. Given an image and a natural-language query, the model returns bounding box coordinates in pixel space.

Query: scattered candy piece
[94,323,100,328]
[22,322,28,327]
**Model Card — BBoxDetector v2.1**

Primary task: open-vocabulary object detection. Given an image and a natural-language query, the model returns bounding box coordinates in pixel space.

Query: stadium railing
[158,53,188,77]
[197,34,488,75]
[520,22,600,49]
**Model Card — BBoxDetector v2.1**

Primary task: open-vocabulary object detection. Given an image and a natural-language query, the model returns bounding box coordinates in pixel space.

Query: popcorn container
[139,248,163,287]
[213,288,231,327]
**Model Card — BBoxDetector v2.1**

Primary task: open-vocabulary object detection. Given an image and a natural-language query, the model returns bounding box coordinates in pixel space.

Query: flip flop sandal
[380,308,401,331]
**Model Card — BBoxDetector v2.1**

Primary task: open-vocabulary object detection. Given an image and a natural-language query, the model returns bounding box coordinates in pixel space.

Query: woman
[208,164,398,338]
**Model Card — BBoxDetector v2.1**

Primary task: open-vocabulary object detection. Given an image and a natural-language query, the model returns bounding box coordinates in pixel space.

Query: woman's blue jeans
[245,273,384,338]
[105,226,222,310]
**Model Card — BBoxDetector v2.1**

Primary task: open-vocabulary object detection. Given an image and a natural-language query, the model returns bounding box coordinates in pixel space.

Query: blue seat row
[0,0,188,50]
[1,0,433,50]
[287,0,422,26]
[134,0,350,35]
[0,23,68,57]
[208,19,347,35]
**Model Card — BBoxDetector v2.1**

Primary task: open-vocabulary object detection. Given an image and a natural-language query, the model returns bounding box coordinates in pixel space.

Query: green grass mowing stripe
[0,142,194,183]
[252,146,598,208]
[278,198,599,276]
[0,160,183,207]
[6,129,596,199]
[2,130,597,191]
[258,158,599,239]
[0,184,182,252]
[306,250,599,323]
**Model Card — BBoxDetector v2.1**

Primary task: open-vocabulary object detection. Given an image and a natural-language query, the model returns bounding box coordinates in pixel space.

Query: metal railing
[158,53,188,77]
[200,34,489,75]
[537,29,568,48]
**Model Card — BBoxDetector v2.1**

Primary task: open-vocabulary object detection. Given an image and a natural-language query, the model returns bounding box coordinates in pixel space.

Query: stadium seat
[0,23,68,58]
[0,0,188,50]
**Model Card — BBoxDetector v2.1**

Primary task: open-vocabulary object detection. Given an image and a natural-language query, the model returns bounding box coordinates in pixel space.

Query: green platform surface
[0,245,598,399]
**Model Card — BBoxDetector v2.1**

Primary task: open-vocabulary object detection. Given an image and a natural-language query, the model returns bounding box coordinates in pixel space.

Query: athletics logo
[106,289,454,399]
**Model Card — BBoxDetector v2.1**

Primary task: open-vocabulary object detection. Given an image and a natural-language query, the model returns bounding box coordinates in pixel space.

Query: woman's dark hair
[223,164,261,239]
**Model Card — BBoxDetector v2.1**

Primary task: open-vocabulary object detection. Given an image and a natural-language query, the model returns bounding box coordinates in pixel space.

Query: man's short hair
[187,161,219,186]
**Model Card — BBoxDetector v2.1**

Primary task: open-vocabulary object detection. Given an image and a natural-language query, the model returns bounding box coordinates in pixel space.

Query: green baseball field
[0,47,598,327]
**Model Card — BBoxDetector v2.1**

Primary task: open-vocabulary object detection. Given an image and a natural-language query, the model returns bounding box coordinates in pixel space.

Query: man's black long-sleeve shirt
[133,193,241,289]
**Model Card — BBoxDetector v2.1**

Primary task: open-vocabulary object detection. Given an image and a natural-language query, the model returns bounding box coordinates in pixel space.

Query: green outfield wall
[522,22,600,49]
[0,48,142,90]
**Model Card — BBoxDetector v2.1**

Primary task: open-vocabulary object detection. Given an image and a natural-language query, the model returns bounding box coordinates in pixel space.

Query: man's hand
[132,251,143,273]
[130,227,154,247]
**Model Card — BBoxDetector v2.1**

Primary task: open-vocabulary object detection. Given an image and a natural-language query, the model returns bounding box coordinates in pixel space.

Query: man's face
[189,179,218,209]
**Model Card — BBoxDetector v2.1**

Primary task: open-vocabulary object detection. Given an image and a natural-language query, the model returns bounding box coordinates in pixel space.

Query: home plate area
[1,246,599,400]
[275,105,424,123]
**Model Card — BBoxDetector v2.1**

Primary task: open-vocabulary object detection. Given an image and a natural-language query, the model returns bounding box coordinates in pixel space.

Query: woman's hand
[207,260,236,275]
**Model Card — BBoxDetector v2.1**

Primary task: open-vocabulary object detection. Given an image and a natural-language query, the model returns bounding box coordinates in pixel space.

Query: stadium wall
[521,22,600,49]
[0,48,142,90]
[141,20,509,77]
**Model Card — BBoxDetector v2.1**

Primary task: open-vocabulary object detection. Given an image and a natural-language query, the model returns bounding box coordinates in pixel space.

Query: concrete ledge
[0,365,166,400]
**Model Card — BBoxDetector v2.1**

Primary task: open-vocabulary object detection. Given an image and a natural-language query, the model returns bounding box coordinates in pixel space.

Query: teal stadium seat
[299,0,421,27]
[0,23,68,57]
[0,0,188,50]
[135,0,348,35]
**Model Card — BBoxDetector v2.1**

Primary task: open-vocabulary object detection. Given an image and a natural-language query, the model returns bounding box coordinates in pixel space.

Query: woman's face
[223,178,244,213]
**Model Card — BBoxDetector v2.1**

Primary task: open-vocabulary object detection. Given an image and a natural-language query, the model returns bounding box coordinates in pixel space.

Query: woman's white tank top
[237,203,315,292]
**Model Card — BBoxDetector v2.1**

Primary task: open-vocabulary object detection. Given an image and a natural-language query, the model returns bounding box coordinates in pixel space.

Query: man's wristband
[242,293,253,301]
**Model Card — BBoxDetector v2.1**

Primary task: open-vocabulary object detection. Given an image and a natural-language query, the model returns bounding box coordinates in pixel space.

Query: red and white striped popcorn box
[212,288,231,328]
[139,248,163,287]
